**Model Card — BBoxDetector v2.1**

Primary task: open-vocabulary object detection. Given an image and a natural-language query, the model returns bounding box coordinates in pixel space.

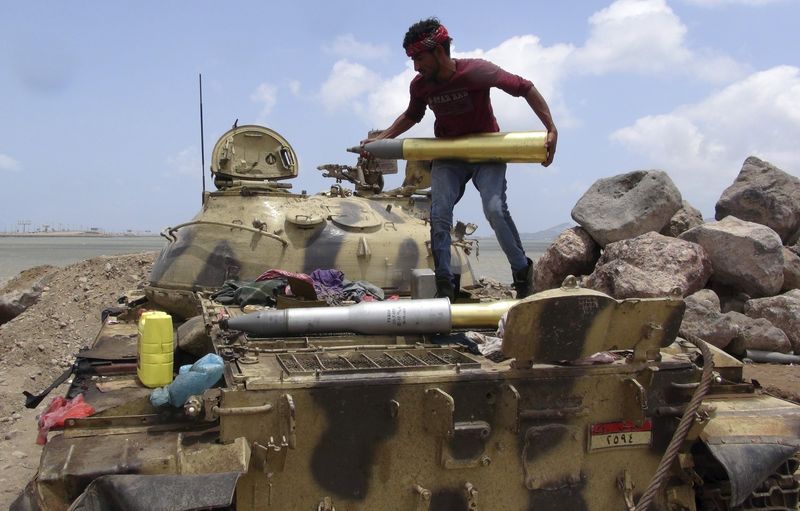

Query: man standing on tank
[364,18,558,301]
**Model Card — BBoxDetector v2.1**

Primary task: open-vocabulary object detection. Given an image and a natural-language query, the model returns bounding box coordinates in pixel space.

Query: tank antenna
[199,73,207,202]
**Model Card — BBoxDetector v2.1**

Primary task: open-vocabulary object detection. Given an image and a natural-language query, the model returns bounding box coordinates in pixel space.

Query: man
[365,18,557,301]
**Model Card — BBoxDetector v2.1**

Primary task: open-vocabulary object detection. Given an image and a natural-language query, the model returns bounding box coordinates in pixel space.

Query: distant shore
[0,232,156,238]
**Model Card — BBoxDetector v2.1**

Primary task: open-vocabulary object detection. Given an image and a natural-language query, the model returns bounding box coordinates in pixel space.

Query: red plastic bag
[37,394,95,445]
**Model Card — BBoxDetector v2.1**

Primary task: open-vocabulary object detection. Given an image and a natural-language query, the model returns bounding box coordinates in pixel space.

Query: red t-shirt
[403,58,533,138]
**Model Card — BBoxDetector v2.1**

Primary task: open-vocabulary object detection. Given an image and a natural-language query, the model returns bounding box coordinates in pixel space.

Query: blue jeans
[430,160,527,283]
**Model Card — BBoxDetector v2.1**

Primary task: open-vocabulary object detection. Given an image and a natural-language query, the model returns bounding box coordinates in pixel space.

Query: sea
[0,236,550,286]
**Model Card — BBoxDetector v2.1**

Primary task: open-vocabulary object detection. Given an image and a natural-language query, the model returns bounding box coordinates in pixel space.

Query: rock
[727,316,793,355]
[0,267,56,324]
[585,232,711,299]
[782,247,800,291]
[743,290,800,353]
[11,451,27,460]
[715,156,800,243]
[571,170,682,246]
[660,200,705,238]
[789,239,800,258]
[710,282,751,314]
[532,227,600,291]
[679,216,784,297]
[680,290,739,350]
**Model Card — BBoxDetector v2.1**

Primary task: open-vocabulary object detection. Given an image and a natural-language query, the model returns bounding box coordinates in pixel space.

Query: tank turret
[147,125,476,318]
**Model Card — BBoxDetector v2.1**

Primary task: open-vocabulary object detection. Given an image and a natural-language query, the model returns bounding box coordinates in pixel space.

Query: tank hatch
[211,124,298,184]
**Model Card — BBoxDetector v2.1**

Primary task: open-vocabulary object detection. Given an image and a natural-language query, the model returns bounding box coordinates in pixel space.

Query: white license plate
[589,420,652,451]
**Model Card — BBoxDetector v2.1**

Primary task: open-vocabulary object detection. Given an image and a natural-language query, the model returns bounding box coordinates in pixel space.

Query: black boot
[512,257,534,299]
[435,277,455,302]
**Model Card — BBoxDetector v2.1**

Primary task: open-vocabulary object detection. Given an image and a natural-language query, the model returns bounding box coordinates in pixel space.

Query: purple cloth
[310,269,346,299]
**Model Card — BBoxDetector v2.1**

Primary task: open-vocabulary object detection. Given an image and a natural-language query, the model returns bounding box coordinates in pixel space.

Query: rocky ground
[0,252,156,509]
[0,252,798,509]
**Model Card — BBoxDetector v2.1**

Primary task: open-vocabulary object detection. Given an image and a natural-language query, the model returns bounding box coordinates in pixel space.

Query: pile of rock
[533,156,800,357]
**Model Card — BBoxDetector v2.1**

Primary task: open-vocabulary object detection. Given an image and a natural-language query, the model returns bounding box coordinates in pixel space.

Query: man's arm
[361,113,417,147]
[524,85,558,167]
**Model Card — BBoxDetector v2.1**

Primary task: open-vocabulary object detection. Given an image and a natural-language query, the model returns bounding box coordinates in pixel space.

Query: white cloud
[323,34,390,60]
[288,80,302,96]
[319,59,381,113]
[0,154,22,173]
[315,0,751,134]
[684,0,784,6]
[573,0,745,82]
[166,147,201,176]
[250,83,278,122]
[454,35,576,130]
[611,66,800,207]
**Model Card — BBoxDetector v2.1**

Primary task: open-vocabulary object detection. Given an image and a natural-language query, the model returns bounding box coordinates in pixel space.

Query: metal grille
[277,348,478,375]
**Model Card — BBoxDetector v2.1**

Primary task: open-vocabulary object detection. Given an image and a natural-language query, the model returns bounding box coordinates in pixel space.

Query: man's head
[403,18,454,82]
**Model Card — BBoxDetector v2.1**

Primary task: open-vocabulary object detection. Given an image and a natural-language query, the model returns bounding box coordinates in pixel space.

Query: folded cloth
[310,269,346,297]
[210,279,287,306]
[342,280,385,302]
[256,269,314,292]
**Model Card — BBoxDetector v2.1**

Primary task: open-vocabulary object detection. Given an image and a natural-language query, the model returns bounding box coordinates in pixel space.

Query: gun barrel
[225,298,519,337]
[363,132,547,163]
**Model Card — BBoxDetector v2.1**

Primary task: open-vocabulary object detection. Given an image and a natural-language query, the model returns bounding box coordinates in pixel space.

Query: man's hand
[543,128,558,167]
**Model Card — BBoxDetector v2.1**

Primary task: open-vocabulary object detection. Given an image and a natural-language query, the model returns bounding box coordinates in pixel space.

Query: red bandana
[405,25,450,57]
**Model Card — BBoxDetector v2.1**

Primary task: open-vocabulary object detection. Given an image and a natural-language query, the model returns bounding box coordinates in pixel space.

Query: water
[0,235,549,286]
[470,239,550,283]
[0,236,166,285]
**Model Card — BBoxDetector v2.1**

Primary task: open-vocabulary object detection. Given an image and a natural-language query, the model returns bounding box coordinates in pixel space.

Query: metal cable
[635,333,715,511]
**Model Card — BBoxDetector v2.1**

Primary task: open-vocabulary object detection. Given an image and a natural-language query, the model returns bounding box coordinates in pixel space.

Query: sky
[1,0,798,235]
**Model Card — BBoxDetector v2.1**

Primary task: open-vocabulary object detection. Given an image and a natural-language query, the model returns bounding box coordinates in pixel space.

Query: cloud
[611,65,800,206]
[454,35,576,130]
[166,147,201,176]
[323,34,390,60]
[0,154,22,173]
[250,83,278,122]
[288,80,302,96]
[683,0,784,6]
[315,0,750,133]
[573,0,745,82]
[319,60,381,113]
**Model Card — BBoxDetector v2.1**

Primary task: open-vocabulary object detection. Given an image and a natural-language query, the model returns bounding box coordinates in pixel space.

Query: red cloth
[37,394,95,445]
[405,25,450,57]
[403,58,533,138]
[255,269,315,297]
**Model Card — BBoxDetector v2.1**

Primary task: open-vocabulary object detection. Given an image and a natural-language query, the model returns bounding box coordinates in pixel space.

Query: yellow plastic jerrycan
[137,311,174,388]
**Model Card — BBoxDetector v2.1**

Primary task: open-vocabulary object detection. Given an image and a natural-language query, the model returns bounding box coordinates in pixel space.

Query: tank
[11,125,800,511]
[146,124,477,318]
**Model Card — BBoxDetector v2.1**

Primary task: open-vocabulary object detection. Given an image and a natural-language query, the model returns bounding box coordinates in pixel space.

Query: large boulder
[680,290,792,353]
[571,170,682,246]
[783,247,800,291]
[743,290,800,353]
[679,216,784,297]
[726,315,793,355]
[680,290,739,350]
[660,200,704,238]
[532,227,600,291]
[715,156,800,244]
[585,232,711,299]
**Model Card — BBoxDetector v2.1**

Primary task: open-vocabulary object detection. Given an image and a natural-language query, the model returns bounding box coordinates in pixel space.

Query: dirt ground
[0,253,798,509]
[0,252,156,509]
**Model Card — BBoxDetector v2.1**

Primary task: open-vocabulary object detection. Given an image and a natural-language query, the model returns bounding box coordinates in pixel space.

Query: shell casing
[364,131,548,163]
[450,300,519,329]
